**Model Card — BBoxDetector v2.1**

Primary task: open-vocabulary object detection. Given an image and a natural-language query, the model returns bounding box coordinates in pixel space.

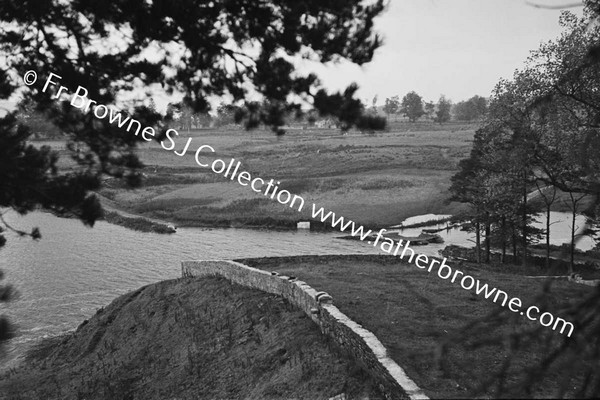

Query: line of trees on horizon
[165,101,243,131]
[165,91,491,130]
[15,88,492,138]
[370,92,488,123]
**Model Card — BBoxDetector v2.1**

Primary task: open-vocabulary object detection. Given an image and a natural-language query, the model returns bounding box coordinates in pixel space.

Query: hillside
[0,277,383,399]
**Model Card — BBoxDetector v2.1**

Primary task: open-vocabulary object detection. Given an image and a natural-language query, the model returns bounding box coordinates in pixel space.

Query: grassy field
[81,122,477,229]
[239,254,594,398]
[41,120,599,232]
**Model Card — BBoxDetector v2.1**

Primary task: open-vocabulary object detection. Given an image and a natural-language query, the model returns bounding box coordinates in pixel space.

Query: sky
[307,0,583,104]
[0,0,583,115]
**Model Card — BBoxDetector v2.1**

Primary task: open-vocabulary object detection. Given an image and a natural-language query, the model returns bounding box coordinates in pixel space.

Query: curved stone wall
[181,259,428,400]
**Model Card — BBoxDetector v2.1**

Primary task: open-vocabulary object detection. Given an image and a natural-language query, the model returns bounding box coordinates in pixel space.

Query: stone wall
[182,260,428,400]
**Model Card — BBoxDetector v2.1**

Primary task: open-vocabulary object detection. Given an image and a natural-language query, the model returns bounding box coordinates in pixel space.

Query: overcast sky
[1,0,583,115]
[308,0,582,104]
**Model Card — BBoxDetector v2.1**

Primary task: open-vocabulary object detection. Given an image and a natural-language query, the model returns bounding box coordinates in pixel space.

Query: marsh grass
[278,178,314,194]
[142,172,221,186]
[358,177,421,191]
[102,211,175,233]
[135,198,300,228]
[91,122,478,229]
[133,197,220,214]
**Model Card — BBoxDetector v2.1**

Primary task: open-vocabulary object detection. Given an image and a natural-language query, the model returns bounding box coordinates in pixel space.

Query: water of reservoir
[0,210,385,369]
[0,210,596,369]
[394,212,597,253]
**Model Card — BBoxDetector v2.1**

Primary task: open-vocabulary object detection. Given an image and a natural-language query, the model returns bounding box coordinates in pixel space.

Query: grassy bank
[0,277,383,399]
[238,254,594,398]
[102,211,176,234]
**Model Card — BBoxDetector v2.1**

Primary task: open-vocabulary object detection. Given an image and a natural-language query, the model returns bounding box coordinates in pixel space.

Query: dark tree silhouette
[454,95,488,121]
[383,95,400,120]
[424,101,436,120]
[435,95,452,124]
[400,91,425,122]
[0,0,386,345]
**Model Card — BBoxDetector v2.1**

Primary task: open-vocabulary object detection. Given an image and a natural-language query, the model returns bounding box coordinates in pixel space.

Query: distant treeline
[18,93,489,139]
[164,94,490,131]
[369,93,488,124]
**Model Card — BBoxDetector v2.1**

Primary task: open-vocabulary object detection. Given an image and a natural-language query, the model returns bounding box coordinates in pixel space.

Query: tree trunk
[521,175,528,266]
[570,205,576,275]
[501,216,506,263]
[546,204,551,270]
[512,226,518,265]
[485,219,491,263]
[475,220,481,264]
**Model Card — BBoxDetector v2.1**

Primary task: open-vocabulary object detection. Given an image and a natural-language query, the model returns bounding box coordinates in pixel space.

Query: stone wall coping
[320,303,427,399]
[181,259,430,400]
